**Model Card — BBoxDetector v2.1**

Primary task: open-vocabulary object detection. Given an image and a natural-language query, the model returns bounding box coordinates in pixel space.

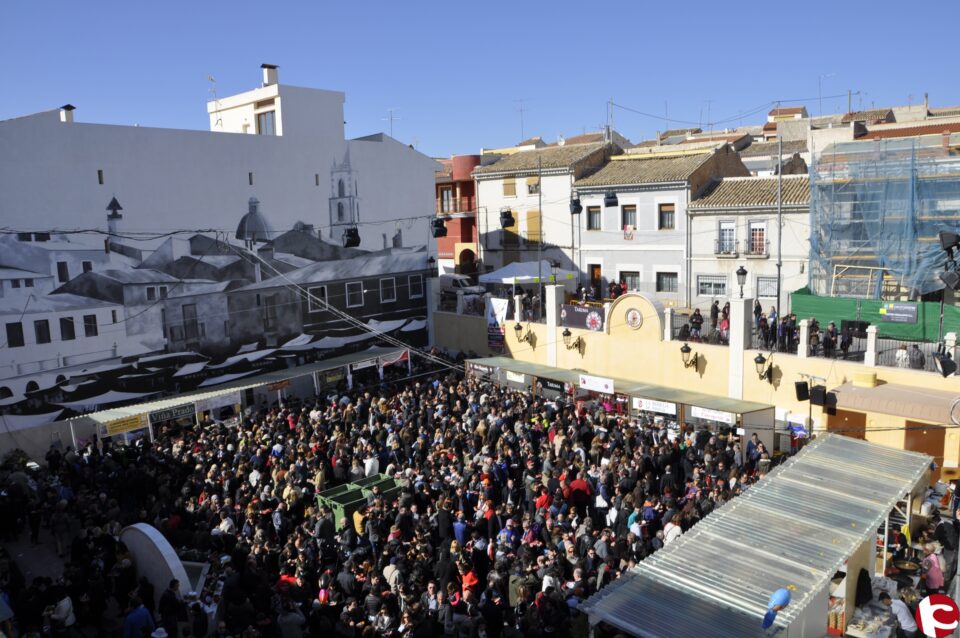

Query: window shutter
[503,178,516,197]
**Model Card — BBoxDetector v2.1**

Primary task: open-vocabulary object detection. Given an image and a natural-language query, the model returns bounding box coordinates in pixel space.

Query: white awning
[0,410,64,431]
[401,319,427,332]
[197,370,259,388]
[207,349,277,370]
[312,333,375,349]
[56,390,159,410]
[172,362,208,377]
[281,334,314,348]
[478,259,576,285]
[367,318,408,333]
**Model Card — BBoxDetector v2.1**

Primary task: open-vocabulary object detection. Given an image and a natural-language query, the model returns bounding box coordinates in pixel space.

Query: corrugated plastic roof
[581,435,931,638]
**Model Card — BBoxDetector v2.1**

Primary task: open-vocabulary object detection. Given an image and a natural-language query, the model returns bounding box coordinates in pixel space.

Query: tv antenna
[208,75,223,129]
[514,99,527,141]
[382,108,401,138]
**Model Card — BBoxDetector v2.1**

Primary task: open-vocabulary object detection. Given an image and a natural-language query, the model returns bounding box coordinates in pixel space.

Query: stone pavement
[2,526,66,583]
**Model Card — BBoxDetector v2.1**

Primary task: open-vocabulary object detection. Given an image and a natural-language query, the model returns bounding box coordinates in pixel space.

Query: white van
[440,274,485,295]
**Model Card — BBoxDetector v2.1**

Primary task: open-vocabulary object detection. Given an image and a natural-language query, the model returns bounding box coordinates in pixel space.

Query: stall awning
[832,382,957,424]
[581,435,931,638]
[465,357,773,416]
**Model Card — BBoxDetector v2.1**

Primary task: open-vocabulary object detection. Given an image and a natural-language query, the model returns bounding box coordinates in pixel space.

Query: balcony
[437,196,477,215]
[714,239,739,258]
[744,239,770,258]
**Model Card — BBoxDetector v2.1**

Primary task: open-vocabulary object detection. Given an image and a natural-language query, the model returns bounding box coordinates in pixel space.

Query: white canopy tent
[479,260,577,288]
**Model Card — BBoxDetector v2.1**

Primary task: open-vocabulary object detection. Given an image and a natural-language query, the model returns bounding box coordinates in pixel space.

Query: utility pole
[383,108,400,137]
[515,99,527,141]
[776,100,784,317]
[847,90,852,115]
[537,156,543,320]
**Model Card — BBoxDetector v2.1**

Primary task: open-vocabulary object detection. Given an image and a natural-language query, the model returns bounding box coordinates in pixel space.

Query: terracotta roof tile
[689,175,809,209]
[574,152,714,188]
[859,122,960,140]
[738,140,808,158]
[841,108,894,123]
[659,127,701,141]
[473,143,608,176]
[769,106,806,116]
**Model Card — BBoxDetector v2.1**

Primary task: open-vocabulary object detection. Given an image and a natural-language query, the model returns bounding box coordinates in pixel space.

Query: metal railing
[437,196,477,215]
[671,311,729,345]
[744,238,770,257]
[714,239,738,256]
[875,337,940,372]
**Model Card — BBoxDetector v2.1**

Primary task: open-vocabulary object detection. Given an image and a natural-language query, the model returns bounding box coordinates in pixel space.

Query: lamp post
[736,265,748,299]
[551,260,559,283]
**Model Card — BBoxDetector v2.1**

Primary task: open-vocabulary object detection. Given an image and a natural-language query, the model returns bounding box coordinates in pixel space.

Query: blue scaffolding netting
[810,133,960,299]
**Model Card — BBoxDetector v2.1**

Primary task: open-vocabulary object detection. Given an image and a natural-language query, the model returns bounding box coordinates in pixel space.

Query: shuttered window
[503,178,516,197]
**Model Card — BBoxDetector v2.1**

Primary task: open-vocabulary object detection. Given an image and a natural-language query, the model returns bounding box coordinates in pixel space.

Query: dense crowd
[0,356,779,638]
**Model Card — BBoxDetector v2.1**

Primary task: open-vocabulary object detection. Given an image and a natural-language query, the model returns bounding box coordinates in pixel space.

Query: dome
[236,197,272,243]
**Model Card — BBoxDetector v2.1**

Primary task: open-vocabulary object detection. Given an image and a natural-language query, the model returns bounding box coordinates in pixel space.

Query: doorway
[589,264,602,289]
[904,421,944,483]
[826,409,866,440]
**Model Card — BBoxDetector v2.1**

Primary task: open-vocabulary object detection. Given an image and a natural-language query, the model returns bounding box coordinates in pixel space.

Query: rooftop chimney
[60,104,75,123]
[261,64,279,87]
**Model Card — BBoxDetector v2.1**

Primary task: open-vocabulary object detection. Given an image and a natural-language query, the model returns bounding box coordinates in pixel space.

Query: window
[315,174,320,187]
[658,203,675,230]
[408,275,424,299]
[262,297,278,330]
[111,310,117,323]
[248,172,254,186]
[6,322,24,348]
[83,314,98,337]
[587,206,601,231]
[35,233,50,242]
[308,286,328,313]
[620,271,640,291]
[502,178,516,197]
[146,287,156,301]
[82,261,93,273]
[697,274,727,297]
[380,278,397,303]
[338,179,346,197]
[60,317,76,341]
[337,202,345,221]
[718,221,736,253]
[34,319,51,344]
[346,282,364,308]
[16,233,31,242]
[256,110,276,136]
[526,176,540,195]
[24,279,33,288]
[757,276,778,298]
[621,205,637,230]
[11,279,20,289]
[525,210,541,244]
[97,169,104,185]
[440,188,452,213]
[159,286,168,299]
[656,272,679,293]
[749,220,767,255]
[183,303,200,339]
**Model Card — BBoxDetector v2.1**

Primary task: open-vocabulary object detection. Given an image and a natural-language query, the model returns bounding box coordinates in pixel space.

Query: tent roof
[581,435,931,638]
[479,260,576,285]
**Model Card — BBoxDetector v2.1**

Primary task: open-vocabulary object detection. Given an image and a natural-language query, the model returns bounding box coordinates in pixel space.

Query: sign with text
[266,379,290,391]
[879,302,918,324]
[351,359,378,372]
[149,403,195,425]
[690,406,735,424]
[561,304,605,332]
[195,391,242,415]
[539,378,565,393]
[632,397,677,415]
[486,297,509,352]
[103,413,149,437]
[469,363,493,377]
[578,373,614,394]
[505,371,526,384]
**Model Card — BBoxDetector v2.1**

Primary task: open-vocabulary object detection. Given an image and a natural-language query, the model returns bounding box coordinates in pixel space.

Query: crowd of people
[1,354,782,638]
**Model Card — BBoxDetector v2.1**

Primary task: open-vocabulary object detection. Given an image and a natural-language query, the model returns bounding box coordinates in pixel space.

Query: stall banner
[379,350,409,368]
[505,371,526,384]
[486,297,509,352]
[560,304,605,332]
[351,358,378,372]
[632,397,677,415]
[578,374,614,393]
[690,406,735,424]
[469,363,493,377]
[879,302,918,324]
[195,391,242,415]
[149,403,195,425]
[540,378,564,393]
[102,413,149,437]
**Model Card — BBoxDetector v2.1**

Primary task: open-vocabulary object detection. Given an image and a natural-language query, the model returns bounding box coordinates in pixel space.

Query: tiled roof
[738,140,808,157]
[561,132,604,145]
[689,175,810,209]
[841,108,893,123]
[517,136,544,146]
[859,121,960,140]
[473,143,607,176]
[679,133,749,145]
[930,106,960,118]
[659,127,701,141]
[762,122,777,131]
[769,106,805,116]
[574,152,713,188]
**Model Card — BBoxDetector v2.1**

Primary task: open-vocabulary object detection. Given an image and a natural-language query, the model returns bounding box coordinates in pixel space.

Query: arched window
[25,381,39,393]
[0,387,12,400]
[56,375,67,385]
[338,179,345,197]
[337,202,345,221]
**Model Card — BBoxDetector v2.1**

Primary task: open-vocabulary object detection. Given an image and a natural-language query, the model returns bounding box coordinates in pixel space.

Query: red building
[435,154,481,276]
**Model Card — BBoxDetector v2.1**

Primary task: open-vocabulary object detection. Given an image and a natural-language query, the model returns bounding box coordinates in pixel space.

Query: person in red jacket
[569,471,593,518]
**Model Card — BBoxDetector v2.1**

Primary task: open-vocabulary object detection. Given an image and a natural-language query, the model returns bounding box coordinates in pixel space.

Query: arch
[0,387,12,400]
[25,380,39,393]
[457,249,477,276]
[605,292,666,340]
[338,179,346,197]
[337,202,345,222]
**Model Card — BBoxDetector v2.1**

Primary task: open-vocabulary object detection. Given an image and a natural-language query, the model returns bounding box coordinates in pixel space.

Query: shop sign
[324,369,345,384]
[195,391,242,414]
[267,379,290,391]
[470,363,492,376]
[578,374,614,393]
[505,371,526,384]
[690,406,735,424]
[351,359,377,371]
[632,397,677,415]
[149,403,195,425]
[103,413,148,437]
[561,304,605,332]
[540,378,564,393]
[879,302,918,324]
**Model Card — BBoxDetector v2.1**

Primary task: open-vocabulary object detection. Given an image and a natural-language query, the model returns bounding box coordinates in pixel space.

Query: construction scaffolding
[810,133,960,299]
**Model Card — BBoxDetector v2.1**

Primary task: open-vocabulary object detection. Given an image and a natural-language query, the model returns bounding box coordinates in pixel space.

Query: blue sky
[3,1,958,157]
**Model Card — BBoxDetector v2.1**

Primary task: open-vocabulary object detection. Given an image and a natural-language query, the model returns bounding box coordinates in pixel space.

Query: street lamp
[736,265,748,299]
[680,343,699,370]
[754,353,774,383]
[514,323,534,344]
[550,260,559,283]
[427,256,437,278]
[562,327,585,355]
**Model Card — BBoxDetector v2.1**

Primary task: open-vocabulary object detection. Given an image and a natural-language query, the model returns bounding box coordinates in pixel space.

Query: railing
[714,239,738,256]
[875,336,940,372]
[670,311,730,345]
[437,196,477,215]
[744,239,770,257]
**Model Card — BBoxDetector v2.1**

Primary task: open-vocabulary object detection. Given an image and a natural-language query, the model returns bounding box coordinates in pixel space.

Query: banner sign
[632,397,677,415]
[195,391,242,414]
[351,359,378,371]
[486,297,509,352]
[149,403,195,425]
[560,304,605,332]
[505,371,526,384]
[690,406,735,424]
[879,302,918,324]
[469,363,493,377]
[578,374,614,393]
[540,378,565,393]
[266,380,290,391]
[379,350,409,368]
[103,413,148,437]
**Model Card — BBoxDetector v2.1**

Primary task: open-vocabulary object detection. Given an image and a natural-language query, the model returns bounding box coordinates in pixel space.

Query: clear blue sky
[3,1,958,158]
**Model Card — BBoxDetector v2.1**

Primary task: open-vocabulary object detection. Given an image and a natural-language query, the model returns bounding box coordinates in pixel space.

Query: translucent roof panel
[581,435,931,637]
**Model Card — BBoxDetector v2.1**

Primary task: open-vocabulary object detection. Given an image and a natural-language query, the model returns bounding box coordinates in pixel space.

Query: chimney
[261,64,279,87]
[925,92,930,112]
[60,104,75,123]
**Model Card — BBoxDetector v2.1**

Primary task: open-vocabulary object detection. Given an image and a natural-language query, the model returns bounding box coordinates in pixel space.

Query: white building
[687,174,810,311]
[572,145,749,306]
[0,64,438,252]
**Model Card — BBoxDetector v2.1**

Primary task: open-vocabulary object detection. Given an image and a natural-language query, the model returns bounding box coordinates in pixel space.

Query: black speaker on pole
[810,385,827,406]
[795,381,809,402]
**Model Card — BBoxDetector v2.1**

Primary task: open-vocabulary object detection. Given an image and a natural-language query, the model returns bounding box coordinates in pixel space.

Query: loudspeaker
[795,381,809,402]
[810,385,827,406]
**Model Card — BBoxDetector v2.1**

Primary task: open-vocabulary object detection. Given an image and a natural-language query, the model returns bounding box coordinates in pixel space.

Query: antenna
[514,99,527,141]
[208,75,223,129]
[382,108,401,138]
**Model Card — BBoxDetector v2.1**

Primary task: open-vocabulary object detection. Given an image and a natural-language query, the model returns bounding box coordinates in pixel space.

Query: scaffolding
[810,133,960,299]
